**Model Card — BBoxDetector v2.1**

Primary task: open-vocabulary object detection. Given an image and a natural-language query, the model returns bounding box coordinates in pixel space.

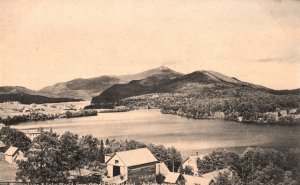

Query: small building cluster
[102,148,230,185]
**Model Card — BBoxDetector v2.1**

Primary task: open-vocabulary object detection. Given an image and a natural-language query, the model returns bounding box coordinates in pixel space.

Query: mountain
[91,70,266,104]
[0,86,36,95]
[90,69,300,120]
[38,76,124,100]
[38,66,182,100]
[118,66,182,81]
[0,93,80,104]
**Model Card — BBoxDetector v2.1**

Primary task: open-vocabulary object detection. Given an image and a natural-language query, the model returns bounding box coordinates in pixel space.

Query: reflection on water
[12,109,300,157]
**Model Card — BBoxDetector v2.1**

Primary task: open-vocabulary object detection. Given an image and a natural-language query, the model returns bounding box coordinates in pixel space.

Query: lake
[12,109,300,157]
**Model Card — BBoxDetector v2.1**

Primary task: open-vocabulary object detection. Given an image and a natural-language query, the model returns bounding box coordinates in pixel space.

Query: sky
[0,0,299,90]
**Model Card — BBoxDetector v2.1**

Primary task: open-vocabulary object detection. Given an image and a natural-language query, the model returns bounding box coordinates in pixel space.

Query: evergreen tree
[105,138,110,145]
[99,139,105,163]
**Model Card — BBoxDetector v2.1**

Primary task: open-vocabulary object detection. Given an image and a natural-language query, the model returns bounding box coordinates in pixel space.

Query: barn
[103,148,158,184]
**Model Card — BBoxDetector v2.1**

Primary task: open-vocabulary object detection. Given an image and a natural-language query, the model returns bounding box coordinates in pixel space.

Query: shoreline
[3,106,300,126]
[95,107,300,126]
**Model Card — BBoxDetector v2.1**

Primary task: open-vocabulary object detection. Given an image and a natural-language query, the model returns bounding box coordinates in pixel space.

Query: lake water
[12,109,300,157]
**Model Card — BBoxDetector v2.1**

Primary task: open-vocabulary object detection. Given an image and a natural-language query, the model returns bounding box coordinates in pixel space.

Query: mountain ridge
[90,69,299,106]
[1,66,299,102]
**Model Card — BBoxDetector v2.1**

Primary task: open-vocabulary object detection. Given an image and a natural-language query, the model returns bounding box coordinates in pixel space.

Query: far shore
[0,101,97,126]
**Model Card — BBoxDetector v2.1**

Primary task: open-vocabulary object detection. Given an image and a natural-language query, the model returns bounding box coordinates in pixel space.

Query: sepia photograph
[0,0,299,184]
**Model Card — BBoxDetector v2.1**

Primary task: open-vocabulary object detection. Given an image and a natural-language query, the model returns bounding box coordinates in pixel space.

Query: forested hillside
[0,93,80,104]
[90,70,300,124]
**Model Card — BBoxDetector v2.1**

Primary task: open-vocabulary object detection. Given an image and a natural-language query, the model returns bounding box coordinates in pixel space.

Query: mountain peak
[155,66,170,71]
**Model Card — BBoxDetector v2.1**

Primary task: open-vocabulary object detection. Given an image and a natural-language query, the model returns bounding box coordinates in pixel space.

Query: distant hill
[38,76,125,100]
[38,66,182,100]
[0,93,80,104]
[0,86,36,95]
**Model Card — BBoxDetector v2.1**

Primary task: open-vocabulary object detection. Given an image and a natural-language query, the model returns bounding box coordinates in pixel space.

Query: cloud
[256,55,297,63]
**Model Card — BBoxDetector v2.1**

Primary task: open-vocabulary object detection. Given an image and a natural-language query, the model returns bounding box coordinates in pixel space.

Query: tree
[16,131,68,183]
[180,165,194,175]
[99,139,105,163]
[156,173,165,184]
[197,148,239,174]
[148,144,182,172]
[105,138,110,145]
[59,132,84,174]
[213,171,241,185]
[79,135,100,163]
[0,127,31,151]
[278,171,297,185]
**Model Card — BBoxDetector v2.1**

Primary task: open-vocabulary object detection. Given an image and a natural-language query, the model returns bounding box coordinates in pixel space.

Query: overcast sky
[0,0,299,90]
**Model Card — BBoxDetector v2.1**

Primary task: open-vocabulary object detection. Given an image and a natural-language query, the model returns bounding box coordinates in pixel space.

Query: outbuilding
[4,146,24,164]
[103,148,158,184]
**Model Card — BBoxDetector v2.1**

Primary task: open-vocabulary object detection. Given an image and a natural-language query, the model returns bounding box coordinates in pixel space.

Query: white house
[289,109,297,114]
[164,172,184,184]
[164,168,232,185]
[4,146,24,164]
[279,110,288,117]
[103,148,158,184]
[0,123,5,129]
[181,153,204,176]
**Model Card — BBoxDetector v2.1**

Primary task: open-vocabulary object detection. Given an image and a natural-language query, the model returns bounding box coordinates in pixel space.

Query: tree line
[113,87,300,124]
[11,129,181,184]
[0,109,97,126]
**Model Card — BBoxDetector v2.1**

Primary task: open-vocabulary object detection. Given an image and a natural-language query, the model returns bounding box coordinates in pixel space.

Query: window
[115,160,119,164]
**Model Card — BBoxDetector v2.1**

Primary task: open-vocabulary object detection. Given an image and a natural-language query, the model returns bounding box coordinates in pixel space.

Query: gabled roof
[164,172,181,184]
[201,168,231,180]
[0,141,6,148]
[183,174,209,185]
[156,162,170,176]
[106,148,158,167]
[4,146,19,156]
[183,168,231,185]
[182,155,204,165]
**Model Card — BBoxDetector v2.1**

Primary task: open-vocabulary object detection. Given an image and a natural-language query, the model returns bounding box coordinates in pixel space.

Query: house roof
[164,172,181,184]
[4,146,19,156]
[106,148,158,167]
[156,162,170,176]
[182,169,231,185]
[201,168,231,180]
[183,174,210,185]
[0,141,6,148]
[182,155,204,165]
